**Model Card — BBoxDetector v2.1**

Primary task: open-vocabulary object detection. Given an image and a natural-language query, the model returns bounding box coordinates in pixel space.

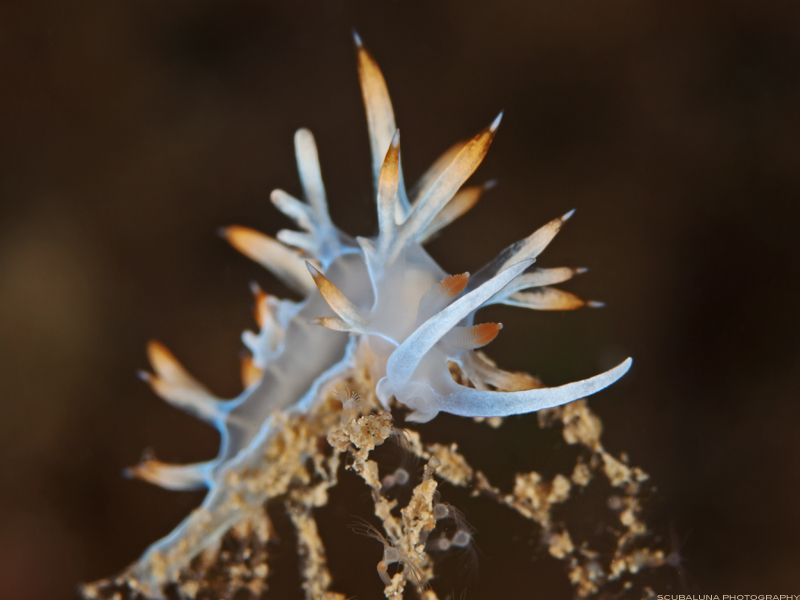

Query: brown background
[1,0,799,598]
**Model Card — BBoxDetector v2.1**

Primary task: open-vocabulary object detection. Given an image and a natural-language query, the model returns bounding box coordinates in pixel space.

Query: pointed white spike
[306,262,370,329]
[125,459,213,491]
[388,259,531,386]
[409,140,467,209]
[354,35,411,218]
[486,267,587,303]
[222,226,315,295]
[141,342,227,425]
[355,36,397,193]
[294,128,330,225]
[490,111,504,131]
[396,113,502,253]
[420,181,494,242]
[146,340,211,393]
[498,211,573,271]
[436,358,633,418]
[377,129,401,252]
[468,212,574,293]
[139,372,223,422]
[503,287,592,310]
[512,267,586,290]
[270,189,314,231]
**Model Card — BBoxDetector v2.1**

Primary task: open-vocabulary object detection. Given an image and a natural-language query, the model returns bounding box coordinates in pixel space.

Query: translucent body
[125,35,632,596]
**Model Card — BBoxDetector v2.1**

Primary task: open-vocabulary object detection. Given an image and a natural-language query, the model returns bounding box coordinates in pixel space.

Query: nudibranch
[122,33,631,596]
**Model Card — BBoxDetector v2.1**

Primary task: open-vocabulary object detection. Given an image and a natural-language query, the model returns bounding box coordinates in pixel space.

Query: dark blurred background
[1,0,799,598]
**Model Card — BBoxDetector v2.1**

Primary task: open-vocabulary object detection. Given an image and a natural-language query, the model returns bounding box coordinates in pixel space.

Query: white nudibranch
[120,33,631,596]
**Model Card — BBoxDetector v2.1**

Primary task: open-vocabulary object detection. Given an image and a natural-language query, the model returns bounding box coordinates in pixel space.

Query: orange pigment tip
[471,322,503,347]
[441,272,470,297]
[240,354,263,388]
